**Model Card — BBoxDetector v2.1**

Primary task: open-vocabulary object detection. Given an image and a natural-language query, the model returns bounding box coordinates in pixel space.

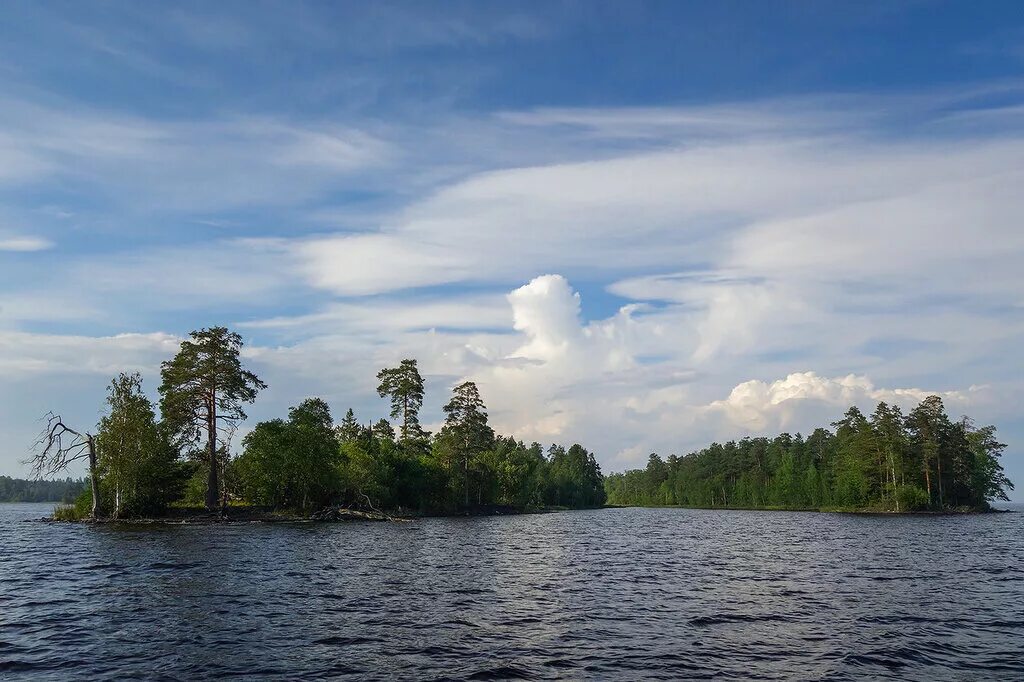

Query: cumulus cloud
[482,279,987,463]
[0,273,1010,477]
[704,371,978,432]
[413,277,991,469]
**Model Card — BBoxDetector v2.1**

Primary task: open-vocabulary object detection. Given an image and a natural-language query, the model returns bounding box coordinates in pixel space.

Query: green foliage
[376,359,426,444]
[335,408,360,443]
[52,503,85,521]
[159,326,266,509]
[437,381,496,507]
[228,370,605,515]
[547,444,606,508]
[605,397,1013,512]
[966,423,1014,506]
[63,483,102,519]
[30,321,1016,522]
[182,463,212,507]
[235,398,341,511]
[95,372,189,517]
[488,438,548,509]
[0,476,84,503]
[895,485,931,512]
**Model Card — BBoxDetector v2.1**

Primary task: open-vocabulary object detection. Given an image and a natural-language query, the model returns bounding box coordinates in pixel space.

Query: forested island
[24,326,1012,522]
[30,327,605,521]
[606,399,1014,512]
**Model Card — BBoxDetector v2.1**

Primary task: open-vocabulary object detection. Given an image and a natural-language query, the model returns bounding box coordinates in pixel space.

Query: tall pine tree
[159,327,266,510]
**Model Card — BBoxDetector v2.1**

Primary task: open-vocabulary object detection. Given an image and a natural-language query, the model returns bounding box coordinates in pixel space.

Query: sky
[1,1,1023,497]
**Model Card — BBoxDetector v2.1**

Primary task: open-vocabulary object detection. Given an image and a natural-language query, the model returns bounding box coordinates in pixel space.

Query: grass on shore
[51,503,87,521]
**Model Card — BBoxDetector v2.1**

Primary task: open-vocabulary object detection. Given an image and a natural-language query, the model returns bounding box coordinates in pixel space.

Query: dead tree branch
[26,412,100,519]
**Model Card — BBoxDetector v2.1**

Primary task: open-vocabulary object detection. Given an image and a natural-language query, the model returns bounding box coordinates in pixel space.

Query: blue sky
[1,1,1023,497]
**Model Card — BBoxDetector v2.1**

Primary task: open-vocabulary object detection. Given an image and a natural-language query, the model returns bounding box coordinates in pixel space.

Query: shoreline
[602,503,1012,515]
[33,503,583,525]
[31,502,1014,524]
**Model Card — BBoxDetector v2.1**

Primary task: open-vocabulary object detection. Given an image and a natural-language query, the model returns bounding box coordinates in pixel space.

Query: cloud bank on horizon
[1,1,1022,494]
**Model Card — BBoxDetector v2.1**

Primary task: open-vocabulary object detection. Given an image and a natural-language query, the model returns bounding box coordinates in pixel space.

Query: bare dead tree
[26,412,100,519]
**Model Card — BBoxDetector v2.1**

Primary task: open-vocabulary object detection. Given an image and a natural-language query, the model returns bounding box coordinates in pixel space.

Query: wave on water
[2,503,1023,680]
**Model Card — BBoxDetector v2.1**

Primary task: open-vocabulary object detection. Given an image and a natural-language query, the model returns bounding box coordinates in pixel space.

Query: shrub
[896,484,931,511]
[52,503,85,521]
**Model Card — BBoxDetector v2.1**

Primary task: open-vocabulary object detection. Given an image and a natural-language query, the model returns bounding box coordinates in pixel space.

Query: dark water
[2,504,1023,681]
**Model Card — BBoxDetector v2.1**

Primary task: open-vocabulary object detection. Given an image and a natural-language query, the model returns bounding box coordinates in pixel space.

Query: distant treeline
[605,397,1013,512]
[33,327,605,520]
[0,476,85,503]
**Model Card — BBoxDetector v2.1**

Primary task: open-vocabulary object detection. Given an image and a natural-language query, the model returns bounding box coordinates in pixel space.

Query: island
[28,326,605,522]
[24,326,1012,522]
[606,397,1014,513]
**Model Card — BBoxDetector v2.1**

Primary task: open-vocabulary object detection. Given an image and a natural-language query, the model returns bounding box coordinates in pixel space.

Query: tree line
[605,397,1013,511]
[0,476,84,503]
[30,327,605,519]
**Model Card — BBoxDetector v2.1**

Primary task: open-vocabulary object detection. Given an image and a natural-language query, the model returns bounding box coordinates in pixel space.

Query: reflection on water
[2,503,1023,680]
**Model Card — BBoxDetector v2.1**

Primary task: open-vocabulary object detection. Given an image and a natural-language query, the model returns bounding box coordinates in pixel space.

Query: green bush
[181,464,212,507]
[52,502,85,521]
[896,484,931,511]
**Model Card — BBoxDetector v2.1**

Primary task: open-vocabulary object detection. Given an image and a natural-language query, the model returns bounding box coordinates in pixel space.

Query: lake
[1,502,1022,680]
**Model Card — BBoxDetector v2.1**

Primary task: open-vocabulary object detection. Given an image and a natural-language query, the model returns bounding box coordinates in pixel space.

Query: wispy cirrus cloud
[0,97,394,214]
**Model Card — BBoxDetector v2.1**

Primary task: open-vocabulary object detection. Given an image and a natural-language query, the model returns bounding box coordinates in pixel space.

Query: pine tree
[439,381,495,506]
[376,359,426,444]
[905,396,950,508]
[336,408,361,443]
[159,327,266,510]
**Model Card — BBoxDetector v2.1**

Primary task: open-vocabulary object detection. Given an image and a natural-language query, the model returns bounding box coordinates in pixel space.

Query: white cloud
[293,234,473,295]
[0,331,181,377]
[239,293,511,336]
[704,371,977,432]
[0,236,53,252]
[0,273,1015,479]
[0,99,393,212]
[3,91,1024,488]
[0,239,304,326]
[292,122,1024,318]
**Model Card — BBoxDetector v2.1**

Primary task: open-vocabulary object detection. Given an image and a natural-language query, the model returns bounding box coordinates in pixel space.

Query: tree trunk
[402,394,409,442]
[221,457,229,516]
[890,456,900,512]
[206,395,219,510]
[87,435,100,520]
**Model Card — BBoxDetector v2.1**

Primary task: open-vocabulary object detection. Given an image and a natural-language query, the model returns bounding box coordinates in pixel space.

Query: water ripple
[1,503,1023,680]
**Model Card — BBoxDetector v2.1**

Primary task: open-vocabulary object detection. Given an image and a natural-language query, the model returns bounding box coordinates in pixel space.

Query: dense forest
[605,398,1013,512]
[30,327,605,520]
[0,476,84,503]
